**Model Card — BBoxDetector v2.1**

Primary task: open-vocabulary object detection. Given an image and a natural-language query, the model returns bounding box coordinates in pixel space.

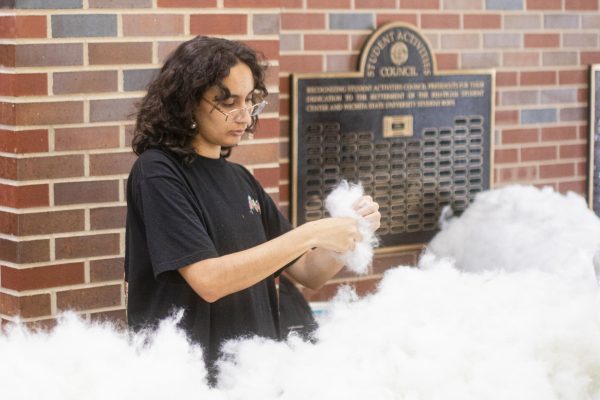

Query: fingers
[353,196,380,217]
[353,197,382,232]
[364,212,381,231]
[352,195,372,210]
[308,217,366,253]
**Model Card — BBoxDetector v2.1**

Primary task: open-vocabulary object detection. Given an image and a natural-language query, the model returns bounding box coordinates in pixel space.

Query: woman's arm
[179,217,360,303]
[284,248,345,290]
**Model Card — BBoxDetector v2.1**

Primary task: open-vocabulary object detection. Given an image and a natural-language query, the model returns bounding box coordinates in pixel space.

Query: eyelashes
[220,98,253,108]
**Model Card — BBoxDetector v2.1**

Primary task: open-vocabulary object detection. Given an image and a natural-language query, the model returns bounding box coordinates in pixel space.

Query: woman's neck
[194,141,221,159]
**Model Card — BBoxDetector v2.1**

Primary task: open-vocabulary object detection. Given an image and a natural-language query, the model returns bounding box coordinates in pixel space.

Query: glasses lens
[250,101,267,117]
[230,109,244,121]
[230,101,268,121]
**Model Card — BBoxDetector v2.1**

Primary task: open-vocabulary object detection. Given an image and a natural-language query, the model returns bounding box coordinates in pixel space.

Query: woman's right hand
[301,217,362,253]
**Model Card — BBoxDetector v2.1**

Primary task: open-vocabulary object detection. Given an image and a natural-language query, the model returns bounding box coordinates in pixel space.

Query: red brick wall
[1,0,599,324]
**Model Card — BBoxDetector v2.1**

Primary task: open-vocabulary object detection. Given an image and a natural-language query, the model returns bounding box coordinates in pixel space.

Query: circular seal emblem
[390,41,409,66]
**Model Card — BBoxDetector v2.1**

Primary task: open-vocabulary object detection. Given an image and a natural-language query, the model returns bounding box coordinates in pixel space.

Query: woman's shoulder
[137,147,177,163]
[133,148,183,178]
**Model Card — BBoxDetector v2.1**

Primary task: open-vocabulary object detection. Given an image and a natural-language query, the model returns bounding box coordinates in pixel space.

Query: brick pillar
[0,4,126,327]
[0,7,60,326]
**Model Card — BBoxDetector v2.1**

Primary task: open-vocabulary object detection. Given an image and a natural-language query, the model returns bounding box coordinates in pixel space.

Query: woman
[125,36,380,377]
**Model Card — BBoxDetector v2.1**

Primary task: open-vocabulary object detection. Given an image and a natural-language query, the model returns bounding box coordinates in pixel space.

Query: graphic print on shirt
[248,195,262,215]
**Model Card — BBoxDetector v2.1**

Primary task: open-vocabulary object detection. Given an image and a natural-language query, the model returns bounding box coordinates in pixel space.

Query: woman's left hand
[352,195,381,232]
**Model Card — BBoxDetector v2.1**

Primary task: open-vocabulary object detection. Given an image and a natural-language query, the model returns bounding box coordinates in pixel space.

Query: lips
[230,130,246,137]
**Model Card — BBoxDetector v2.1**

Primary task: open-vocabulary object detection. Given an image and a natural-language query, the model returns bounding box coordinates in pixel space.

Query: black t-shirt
[124,148,292,369]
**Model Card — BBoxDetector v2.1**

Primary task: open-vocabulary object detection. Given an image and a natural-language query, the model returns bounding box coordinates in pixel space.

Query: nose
[233,108,253,126]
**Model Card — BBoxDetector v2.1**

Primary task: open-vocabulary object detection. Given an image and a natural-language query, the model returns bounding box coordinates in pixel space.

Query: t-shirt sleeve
[253,178,293,241]
[138,174,219,283]
[244,169,301,275]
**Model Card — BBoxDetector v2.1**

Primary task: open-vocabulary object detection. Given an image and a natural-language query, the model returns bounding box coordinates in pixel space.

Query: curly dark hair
[132,36,268,163]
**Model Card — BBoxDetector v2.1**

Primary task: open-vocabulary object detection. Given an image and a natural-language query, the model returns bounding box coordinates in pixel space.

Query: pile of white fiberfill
[2,185,600,400]
[426,184,600,280]
[0,314,221,400]
[219,261,600,400]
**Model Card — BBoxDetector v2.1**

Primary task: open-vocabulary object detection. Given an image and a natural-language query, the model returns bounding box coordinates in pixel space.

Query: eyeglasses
[202,98,268,122]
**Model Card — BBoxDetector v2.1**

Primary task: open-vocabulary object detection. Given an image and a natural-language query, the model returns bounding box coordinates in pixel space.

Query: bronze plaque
[590,64,600,217]
[291,23,495,250]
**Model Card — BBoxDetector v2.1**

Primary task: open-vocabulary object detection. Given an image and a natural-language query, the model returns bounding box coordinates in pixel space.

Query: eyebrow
[217,90,254,100]
[231,95,254,100]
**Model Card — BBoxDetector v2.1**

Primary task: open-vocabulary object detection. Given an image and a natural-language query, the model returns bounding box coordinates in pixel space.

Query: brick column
[0,3,125,327]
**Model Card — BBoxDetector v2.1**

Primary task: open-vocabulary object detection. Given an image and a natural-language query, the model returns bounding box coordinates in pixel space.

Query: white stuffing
[426,184,600,281]
[324,180,379,274]
[2,185,600,400]
[0,313,223,400]
[217,260,600,400]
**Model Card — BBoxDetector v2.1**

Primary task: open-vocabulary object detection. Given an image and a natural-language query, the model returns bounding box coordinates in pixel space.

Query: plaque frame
[291,22,496,254]
[588,64,600,216]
